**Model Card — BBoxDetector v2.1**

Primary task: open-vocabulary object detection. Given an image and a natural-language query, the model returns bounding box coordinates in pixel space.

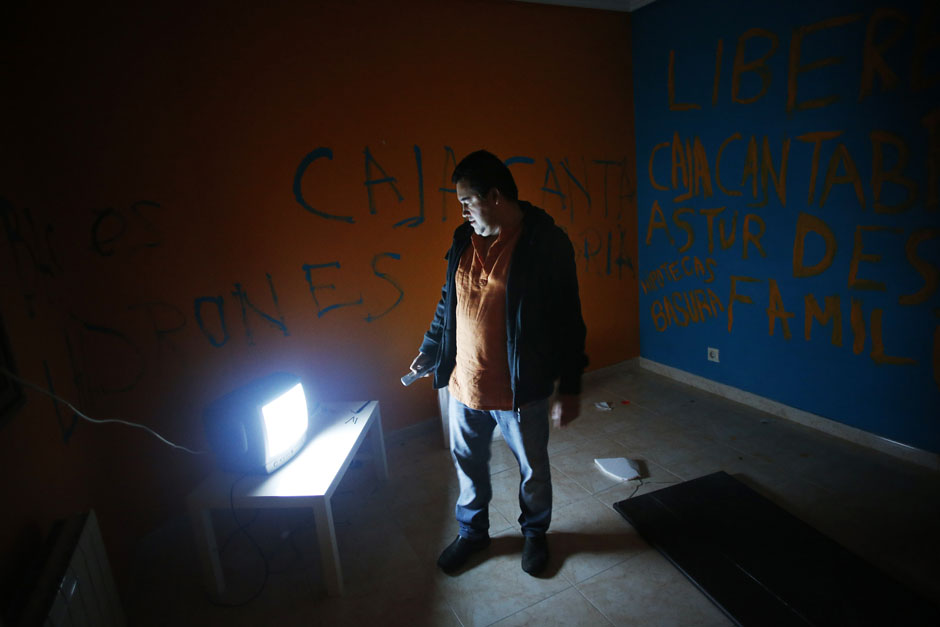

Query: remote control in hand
[400,369,427,386]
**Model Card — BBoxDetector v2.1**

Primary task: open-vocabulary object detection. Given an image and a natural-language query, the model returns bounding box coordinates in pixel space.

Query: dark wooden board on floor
[613,471,939,627]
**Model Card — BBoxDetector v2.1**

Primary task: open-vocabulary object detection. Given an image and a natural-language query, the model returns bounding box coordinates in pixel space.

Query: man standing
[407,150,587,576]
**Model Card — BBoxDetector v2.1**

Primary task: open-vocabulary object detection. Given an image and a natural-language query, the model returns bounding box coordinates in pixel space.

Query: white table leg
[312,496,343,596]
[189,506,225,598]
[370,406,389,481]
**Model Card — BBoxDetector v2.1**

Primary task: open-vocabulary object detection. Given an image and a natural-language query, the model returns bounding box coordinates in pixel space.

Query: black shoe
[521,534,548,575]
[437,535,491,573]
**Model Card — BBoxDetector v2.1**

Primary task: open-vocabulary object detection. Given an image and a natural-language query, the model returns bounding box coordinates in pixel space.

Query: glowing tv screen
[203,372,309,474]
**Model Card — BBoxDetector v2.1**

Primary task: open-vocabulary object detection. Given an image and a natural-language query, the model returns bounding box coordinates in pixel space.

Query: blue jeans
[448,394,552,540]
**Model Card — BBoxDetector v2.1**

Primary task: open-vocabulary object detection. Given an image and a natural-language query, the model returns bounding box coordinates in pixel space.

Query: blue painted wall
[632,0,940,453]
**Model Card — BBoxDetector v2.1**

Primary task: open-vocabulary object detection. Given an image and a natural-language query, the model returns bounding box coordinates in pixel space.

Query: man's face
[456,180,499,237]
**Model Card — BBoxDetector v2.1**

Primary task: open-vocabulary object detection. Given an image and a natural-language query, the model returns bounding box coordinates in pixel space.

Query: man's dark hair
[452,150,519,202]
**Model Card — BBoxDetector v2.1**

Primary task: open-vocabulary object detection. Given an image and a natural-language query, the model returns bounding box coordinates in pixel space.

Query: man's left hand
[551,394,580,429]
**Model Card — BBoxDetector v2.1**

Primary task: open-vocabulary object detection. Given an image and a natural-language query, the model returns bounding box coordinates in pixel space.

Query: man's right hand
[408,352,434,378]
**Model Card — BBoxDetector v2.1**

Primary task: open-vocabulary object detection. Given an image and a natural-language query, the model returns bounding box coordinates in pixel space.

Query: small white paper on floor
[594,401,613,411]
[594,457,641,481]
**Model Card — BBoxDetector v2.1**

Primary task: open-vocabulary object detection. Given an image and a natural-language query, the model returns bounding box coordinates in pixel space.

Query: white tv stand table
[187,400,387,598]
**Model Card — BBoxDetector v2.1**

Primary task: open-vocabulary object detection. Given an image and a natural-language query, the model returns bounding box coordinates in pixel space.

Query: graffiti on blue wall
[633,0,940,451]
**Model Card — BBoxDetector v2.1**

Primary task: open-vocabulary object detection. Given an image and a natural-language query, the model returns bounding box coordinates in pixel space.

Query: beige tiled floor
[128,360,940,626]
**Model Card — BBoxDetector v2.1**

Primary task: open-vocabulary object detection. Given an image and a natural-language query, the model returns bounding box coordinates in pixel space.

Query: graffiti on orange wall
[1,142,634,426]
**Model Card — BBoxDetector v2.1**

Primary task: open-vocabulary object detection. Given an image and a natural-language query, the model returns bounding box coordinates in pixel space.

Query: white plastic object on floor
[594,457,641,481]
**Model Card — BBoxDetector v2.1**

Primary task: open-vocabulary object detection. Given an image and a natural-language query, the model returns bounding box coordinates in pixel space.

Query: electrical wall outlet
[707,347,719,363]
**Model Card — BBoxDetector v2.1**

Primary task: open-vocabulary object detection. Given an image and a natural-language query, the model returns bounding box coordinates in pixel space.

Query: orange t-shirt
[448,224,521,410]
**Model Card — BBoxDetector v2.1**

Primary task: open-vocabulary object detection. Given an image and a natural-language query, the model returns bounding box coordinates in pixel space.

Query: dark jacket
[419,201,588,410]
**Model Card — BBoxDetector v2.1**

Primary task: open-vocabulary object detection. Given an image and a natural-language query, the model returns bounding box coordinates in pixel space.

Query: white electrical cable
[1,368,207,455]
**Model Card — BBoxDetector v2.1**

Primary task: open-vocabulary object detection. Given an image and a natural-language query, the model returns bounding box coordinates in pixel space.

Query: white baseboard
[636,357,940,472]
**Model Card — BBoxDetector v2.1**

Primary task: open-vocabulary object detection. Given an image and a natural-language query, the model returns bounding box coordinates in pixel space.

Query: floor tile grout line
[481,582,577,627]
[570,548,653,613]
[572,583,618,626]
[447,598,467,627]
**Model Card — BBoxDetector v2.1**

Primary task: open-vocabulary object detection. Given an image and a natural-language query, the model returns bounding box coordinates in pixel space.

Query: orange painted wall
[0,0,636,597]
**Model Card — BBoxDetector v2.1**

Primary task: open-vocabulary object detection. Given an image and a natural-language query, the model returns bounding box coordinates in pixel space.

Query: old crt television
[203,372,309,474]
